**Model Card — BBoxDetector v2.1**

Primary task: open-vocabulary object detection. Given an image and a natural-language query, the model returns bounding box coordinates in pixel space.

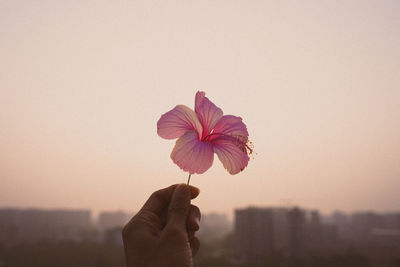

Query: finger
[124,184,179,235]
[189,235,200,256]
[187,204,201,231]
[167,184,200,227]
[123,184,198,239]
[139,184,178,216]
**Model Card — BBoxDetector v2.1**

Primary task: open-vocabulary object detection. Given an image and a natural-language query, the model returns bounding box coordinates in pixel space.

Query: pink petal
[195,91,223,139]
[213,136,249,175]
[210,115,249,141]
[171,130,214,174]
[157,105,203,140]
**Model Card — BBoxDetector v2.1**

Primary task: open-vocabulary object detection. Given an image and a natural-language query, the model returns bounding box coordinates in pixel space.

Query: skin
[122,184,201,267]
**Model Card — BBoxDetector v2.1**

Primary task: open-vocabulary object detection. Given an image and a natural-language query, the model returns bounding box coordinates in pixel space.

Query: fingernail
[176,184,191,197]
[194,217,200,230]
[178,183,200,198]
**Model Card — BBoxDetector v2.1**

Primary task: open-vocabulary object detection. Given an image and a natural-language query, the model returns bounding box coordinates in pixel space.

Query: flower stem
[187,174,191,185]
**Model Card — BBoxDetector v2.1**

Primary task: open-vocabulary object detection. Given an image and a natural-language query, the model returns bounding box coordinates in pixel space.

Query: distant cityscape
[0,207,399,267]
[233,207,400,266]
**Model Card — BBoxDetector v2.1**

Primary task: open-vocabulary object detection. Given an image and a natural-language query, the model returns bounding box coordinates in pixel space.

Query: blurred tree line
[0,241,124,267]
[0,235,399,267]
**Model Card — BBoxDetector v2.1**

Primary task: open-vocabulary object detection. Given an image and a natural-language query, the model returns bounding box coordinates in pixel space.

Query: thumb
[167,184,199,227]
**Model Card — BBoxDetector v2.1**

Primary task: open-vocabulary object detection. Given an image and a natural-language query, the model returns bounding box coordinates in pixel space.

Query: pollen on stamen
[231,135,256,159]
[246,138,256,159]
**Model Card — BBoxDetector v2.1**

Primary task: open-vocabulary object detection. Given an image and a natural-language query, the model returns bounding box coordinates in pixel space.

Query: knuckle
[149,190,162,203]
[121,225,129,238]
[121,221,134,239]
[121,216,145,240]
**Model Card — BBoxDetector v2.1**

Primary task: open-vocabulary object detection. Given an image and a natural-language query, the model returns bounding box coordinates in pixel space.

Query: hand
[122,184,201,267]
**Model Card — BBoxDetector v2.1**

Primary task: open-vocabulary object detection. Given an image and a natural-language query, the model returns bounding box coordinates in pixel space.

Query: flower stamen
[203,132,254,157]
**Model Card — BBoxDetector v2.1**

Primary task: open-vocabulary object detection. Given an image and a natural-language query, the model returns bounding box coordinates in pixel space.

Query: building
[0,208,92,246]
[198,213,232,241]
[234,207,274,265]
[97,211,131,231]
[234,207,308,265]
[287,207,306,259]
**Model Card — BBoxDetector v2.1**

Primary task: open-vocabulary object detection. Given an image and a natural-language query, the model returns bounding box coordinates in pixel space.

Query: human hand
[122,184,201,267]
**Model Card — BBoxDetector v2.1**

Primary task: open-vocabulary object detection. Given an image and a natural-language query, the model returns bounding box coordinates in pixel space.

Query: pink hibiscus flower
[157,91,253,175]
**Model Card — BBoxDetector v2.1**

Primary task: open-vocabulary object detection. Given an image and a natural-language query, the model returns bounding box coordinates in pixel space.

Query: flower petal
[213,136,249,175]
[171,130,214,174]
[195,91,223,139]
[210,115,249,141]
[157,105,203,140]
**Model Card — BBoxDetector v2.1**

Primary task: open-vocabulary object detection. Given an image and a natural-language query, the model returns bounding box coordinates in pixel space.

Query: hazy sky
[1,0,399,216]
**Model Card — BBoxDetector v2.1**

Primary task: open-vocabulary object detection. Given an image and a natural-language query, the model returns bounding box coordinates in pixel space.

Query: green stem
[187,173,191,185]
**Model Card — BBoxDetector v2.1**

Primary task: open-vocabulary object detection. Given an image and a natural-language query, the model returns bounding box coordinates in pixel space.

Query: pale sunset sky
[1,0,399,216]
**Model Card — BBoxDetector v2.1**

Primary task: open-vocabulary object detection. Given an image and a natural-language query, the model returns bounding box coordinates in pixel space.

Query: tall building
[287,207,306,259]
[234,208,274,265]
[349,211,400,244]
[0,208,92,246]
[234,207,307,265]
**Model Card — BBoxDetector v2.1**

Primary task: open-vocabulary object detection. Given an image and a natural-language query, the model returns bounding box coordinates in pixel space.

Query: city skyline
[1,205,399,266]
